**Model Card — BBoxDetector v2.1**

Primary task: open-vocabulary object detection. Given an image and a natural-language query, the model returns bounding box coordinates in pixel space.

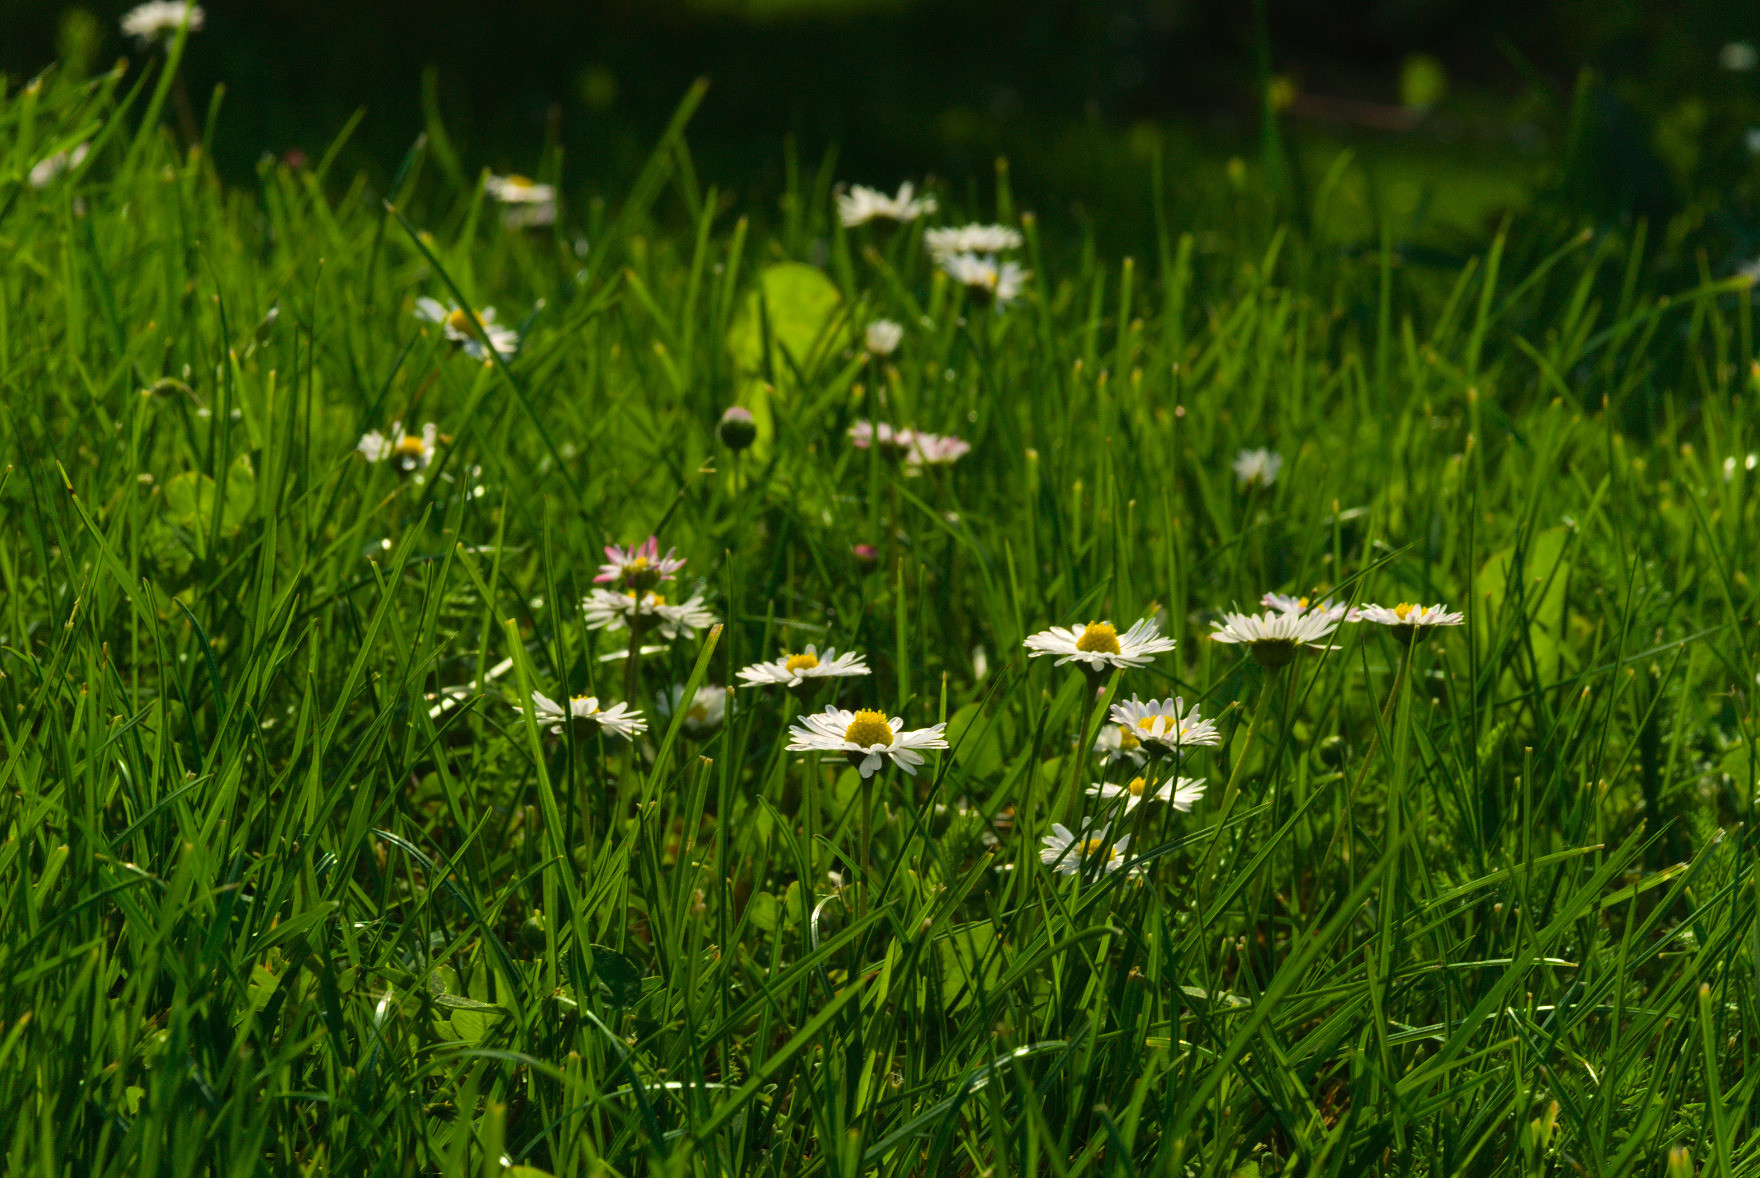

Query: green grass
[3,52,1759,1178]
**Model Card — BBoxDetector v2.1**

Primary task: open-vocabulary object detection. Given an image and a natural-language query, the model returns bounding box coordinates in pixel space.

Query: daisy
[865,319,904,356]
[737,644,870,691]
[718,405,757,451]
[594,537,686,591]
[1091,774,1205,812]
[1261,592,1360,624]
[30,143,88,188]
[483,174,558,229]
[658,683,728,737]
[414,297,520,362]
[517,691,646,740]
[1360,602,1465,642]
[1023,618,1175,674]
[849,420,915,460]
[1210,608,1340,669]
[1233,448,1282,488]
[1094,723,1148,768]
[924,224,1023,260]
[906,432,971,467]
[121,1,203,47]
[1039,822,1132,877]
[787,706,948,777]
[1109,697,1222,759]
[837,181,937,228]
[582,588,717,641]
[358,421,438,472]
[938,253,1028,309]
[1721,41,1758,71]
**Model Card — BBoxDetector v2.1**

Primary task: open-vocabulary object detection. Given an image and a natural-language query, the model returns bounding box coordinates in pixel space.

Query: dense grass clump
[4,57,1760,1178]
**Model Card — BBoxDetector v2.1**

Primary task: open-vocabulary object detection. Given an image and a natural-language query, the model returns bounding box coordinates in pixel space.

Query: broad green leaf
[727,262,847,390]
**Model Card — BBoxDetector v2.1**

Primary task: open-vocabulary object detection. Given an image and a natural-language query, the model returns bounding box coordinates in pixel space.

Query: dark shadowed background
[6,0,1760,260]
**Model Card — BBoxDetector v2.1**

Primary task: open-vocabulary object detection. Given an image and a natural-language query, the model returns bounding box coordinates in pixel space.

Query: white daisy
[1109,697,1222,759]
[1209,608,1340,668]
[924,224,1023,260]
[594,537,686,590]
[1091,774,1205,812]
[787,706,948,777]
[1722,41,1758,71]
[1261,592,1360,624]
[121,1,203,47]
[414,297,520,362]
[837,181,937,227]
[865,319,904,356]
[483,173,558,229]
[657,683,728,737]
[30,143,88,188]
[1233,448,1282,487]
[849,420,915,459]
[938,253,1028,308]
[1023,618,1175,674]
[1360,602,1465,642]
[1094,723,1148,768]
[736,644,870,691]
[357,421,438,472]
[1039,822,1132,877]
[906,432,971,467]
[517,691,646,740]
[582,588,717,641]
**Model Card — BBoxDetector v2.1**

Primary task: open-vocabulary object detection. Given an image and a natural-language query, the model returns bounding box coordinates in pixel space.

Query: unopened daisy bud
[852,544,879,571]
[718,405,756,451]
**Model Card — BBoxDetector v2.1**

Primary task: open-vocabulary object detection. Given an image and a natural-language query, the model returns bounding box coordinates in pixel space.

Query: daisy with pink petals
[849,421,915,459]
[595,537,686,591]
[907,433,971,467]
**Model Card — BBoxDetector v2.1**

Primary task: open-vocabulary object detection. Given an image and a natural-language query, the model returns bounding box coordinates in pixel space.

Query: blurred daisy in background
[583,589,717,641]
[906,432,971,468]
[657,683,729,738]
[1262,592,1360,624]
[787,706,948,777]
[1210,607,1340,668]
[849,420,916,460]
[415,298,520,362]
[1109,697,1221,759]
[865,319,904,356]
[122,1,203,47]
[1360,602,1464,642]
[483,174,557,229]
[595,537,685,591]
[1233,448,1282,488]
[1024,618,1175,673]
[358,422,438,472]
[1091,774,1205,812]
[938,253,1028,308]
[30,143,88,188]
[517,692,646,740]
[924,224,1023,260]
[1040,822,1132,877]
[737,645,869,692]
[838,181,937,227]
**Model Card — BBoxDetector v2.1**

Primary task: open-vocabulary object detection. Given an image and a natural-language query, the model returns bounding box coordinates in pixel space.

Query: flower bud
[718,405,756,451]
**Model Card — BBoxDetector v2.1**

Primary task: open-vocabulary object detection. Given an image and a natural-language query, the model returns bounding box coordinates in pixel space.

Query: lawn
[3,45,1759,1178]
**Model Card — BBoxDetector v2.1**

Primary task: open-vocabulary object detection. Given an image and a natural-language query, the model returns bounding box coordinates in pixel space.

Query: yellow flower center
[1078,838,1115,861]
[1075,622,1121,655]
[569,695,596,712]
[392,435,427,458]
[1117,726,1141,750]
[1297,597,1310,608]
[444,309,483,339]
[506,174,535,188]
[1393,602,1415,621]
[1127,777,1148,797]
[843,710,894,747]
[687,704,708,722]
[1135,716,1170,733]
[784,652,820,674]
